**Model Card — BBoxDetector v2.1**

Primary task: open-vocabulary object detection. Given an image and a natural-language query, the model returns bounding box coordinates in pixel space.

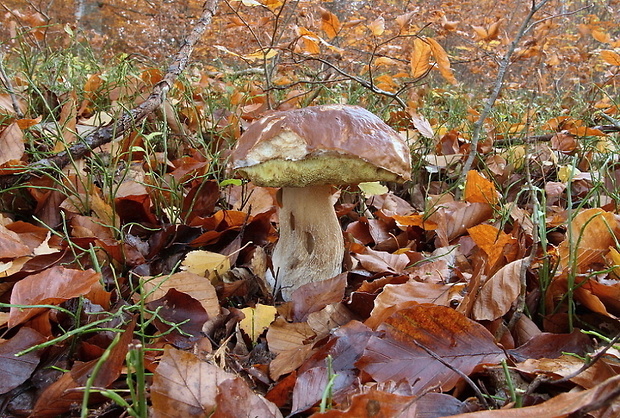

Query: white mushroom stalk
[271,186,344,300]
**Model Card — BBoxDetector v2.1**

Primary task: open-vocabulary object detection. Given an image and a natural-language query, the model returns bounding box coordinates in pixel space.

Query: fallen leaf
[0,327,46,394]
[9,267,101,327]
[239,303,277,342]
[472,259,525,321]
[357,304,505,393]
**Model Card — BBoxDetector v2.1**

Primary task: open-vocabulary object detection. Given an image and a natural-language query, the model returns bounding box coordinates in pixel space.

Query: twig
[0,52,25,119]
[0,0,220,189]
[458,0,552,196]
[524,331,620,397]
[412,339,490,409]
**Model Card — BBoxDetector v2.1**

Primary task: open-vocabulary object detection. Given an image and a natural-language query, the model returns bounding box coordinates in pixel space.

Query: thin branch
[0,0,220,189]
[0,53,24,119]
[412,339,490,409]
[459,0,552,194]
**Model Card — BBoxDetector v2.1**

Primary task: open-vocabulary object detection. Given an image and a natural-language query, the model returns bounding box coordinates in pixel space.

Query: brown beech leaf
[212,377,283,418]
[267,317,316,354]
[426,37,457,85]
[292,321,374,414]
[451,374,620,417]
[311,388,417,417]
[0,122,25,165]
[151,347,282,417]
[0,223,31,258]
[428,201,494,245]
[146,288,208,349]
[291,273,347,322]
[9,266,101,327]
[472,259,525,321]
[142,271,220,319]
[515,354,617,389]
[357,304,505,394]
[32,320,136,417]
[0,327,46,394]
[368,281,463,329]
[355,248,410,274]
[600,50,620,66]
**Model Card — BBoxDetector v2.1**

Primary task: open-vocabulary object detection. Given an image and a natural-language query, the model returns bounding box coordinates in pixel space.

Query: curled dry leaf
[472,258,525,321]
[357,304,505,394]
[515,354,617,389]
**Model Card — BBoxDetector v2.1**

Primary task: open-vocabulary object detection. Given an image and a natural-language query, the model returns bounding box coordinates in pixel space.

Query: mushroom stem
[271,185,344,300]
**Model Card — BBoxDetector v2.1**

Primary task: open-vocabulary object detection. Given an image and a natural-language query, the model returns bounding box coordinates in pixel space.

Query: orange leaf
[591,29,612,43]
[558,208,618,271]
[468,223,515,267]
[600,50,620,66]
[320,8,340,39]
[392,214,438,230]
[427,37,457,84]
[464,170,500,205]
[410,37,432,79]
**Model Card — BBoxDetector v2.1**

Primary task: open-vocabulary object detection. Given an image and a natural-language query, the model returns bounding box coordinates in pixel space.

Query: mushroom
[230,104,411,300]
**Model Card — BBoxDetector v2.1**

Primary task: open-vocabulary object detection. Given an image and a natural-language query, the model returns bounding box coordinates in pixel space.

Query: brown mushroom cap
[230,104,412,187]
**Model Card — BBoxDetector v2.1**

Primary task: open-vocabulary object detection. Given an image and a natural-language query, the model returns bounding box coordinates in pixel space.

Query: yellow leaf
[358,181,388,197]
[181,250,230,282]
[558,165,580,183]
[320,8,340,39]
[427,37,457,85]
[240,304,277,342]
[601,50,620,66]
[410,37,432,79]
[368,16,385,36]
[242,48,279,62]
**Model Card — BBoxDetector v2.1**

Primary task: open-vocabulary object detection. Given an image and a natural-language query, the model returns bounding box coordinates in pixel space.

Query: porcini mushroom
[230,104,411,300]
